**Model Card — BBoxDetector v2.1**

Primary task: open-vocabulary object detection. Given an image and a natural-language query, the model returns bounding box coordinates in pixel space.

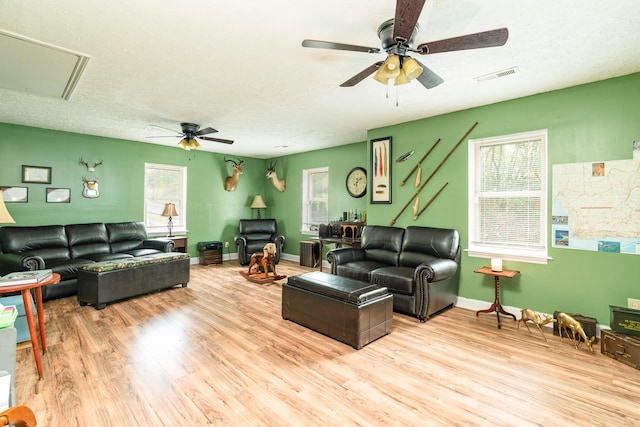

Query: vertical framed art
[370,136,392,204]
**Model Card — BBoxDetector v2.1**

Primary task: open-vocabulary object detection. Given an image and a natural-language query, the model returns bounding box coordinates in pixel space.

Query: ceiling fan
[302,0,508,89]
[147,122,234,150]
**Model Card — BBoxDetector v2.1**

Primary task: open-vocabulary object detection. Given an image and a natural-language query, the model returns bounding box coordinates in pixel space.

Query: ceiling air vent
[475,67,519,83]
[0,30,90,100]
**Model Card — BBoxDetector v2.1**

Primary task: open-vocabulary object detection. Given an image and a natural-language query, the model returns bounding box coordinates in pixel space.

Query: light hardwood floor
[15,261,640,426]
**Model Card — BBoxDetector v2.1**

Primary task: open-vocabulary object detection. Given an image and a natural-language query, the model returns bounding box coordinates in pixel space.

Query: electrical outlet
[628,298,640,310]
[224,241,229,248]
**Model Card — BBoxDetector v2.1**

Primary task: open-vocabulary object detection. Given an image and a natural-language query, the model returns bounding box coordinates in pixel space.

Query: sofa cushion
[106,222,148,253]
[238,219,277,235]
[361,226,404,266]
[46,258,96,280]
[401,226,459,262]
[335,260,389,283]
[66,223,111,259]
[0,225,70,262]
[245,233,273,241]
[371,266,416,295]
[83,253,134,262]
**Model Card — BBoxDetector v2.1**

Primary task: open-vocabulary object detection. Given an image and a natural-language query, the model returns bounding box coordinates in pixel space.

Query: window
[144,163,187,235]
[468,129,548,264]
[302,167,328,234]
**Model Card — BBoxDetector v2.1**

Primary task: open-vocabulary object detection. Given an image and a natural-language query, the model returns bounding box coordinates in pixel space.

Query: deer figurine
[224,158,244,192]
[266,160,286,192]
[517,308,556,342]
[557,312,595,353]
[80,158,103,172]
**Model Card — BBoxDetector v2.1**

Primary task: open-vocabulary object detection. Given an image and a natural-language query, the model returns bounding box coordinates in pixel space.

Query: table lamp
[250,195,267,219]
[0,190,16,224]
[161,203,178,237]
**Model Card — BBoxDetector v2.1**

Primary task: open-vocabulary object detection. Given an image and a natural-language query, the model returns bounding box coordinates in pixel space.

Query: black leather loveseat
[235,219,285,265]
[327,225,460,322]
[0,222,174,300]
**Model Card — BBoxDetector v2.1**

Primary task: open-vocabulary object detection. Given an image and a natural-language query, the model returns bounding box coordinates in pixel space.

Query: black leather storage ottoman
[282,271,393,349]
[77,252,190,309]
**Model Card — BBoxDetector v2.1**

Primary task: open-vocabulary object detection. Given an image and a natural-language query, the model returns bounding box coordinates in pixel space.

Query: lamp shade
[377,54,401,79]
[162,203,178,217]
[178,138,200,151]
[0,191,15,224]
[250,195,267,209]
[401,57,423,80]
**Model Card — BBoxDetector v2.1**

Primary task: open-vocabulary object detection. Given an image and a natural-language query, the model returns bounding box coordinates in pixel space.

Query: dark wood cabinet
[199,249,222,265]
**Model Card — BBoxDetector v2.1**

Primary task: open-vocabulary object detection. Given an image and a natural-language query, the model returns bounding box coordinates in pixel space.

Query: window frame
[467,129,548,264]
[144,162,187,236]
[301,166,329,235]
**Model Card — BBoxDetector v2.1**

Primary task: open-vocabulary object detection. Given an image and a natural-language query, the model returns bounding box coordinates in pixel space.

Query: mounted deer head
[266,160,286,192]
[80,158,104,172]
[82,176,100,198]
[224,157,244,192]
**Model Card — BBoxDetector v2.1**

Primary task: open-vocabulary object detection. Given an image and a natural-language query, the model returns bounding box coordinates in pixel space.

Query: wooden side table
[474,266,519,329]
[170,236,188,253]
[0,273,60,378]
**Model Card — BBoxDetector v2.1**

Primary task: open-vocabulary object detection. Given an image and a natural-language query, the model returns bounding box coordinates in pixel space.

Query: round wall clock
[346,167,367,198]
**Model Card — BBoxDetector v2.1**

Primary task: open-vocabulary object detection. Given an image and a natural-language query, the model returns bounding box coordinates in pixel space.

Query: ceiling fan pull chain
[396,85,399,107]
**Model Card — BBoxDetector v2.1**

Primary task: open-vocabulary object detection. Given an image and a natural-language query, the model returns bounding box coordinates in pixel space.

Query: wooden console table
[474,266,519,329]
[317,237,361,271]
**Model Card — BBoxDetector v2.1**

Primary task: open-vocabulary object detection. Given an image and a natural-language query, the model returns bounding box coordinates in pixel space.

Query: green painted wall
[266,142,368,259]
[363,72,640,324]
[3,72,640,325]
[0,124,270,256]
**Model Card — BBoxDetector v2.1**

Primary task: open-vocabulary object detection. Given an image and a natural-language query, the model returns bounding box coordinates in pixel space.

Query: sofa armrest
[271,233,285,246]
[143,239,175,252]
[415,258,458,283]
[0,253,44,274]
[326,248,365,266]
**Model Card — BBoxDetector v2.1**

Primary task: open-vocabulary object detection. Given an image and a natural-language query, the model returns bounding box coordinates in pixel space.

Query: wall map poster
[552,143,640,254]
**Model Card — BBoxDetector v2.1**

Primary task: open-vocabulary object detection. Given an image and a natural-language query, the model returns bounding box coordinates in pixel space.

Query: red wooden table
[474,267,519,329]
[0,273,60,378]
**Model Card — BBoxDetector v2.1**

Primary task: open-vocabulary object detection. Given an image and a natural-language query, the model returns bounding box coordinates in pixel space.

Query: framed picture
[46,187,71,203]
[22,165,51,184]
[0,186,28,203]
[370,136,392,204]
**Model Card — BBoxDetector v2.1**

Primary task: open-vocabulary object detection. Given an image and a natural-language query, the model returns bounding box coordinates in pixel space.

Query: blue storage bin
[0,295,35,343]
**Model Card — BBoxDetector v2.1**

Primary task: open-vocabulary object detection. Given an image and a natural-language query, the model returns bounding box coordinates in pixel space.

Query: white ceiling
[1,1,639,159]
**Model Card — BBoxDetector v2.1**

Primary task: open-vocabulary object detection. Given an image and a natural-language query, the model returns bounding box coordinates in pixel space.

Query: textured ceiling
[1,1,639,158]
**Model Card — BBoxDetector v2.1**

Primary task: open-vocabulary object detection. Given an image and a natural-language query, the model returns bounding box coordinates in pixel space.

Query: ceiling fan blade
[340,62,384,87]
[393,0,426,42]
[302,39,380,54]
[146,135,181,139]
[198,136,234,145]
[413,59,444,89]
[196,126,218,136]
[417,28,509,54]
[148,125,182,136]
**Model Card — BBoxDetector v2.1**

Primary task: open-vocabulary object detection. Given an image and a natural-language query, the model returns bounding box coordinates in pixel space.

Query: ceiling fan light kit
[301,0,508,90]
[147,122,234,150]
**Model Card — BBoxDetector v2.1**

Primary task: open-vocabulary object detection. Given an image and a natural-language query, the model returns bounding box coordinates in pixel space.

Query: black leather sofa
[0,222,175,300]
[234,219,285,265]
[327,225,460,322]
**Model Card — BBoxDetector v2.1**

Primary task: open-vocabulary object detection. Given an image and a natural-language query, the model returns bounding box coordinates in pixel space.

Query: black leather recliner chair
[234,219,285,265]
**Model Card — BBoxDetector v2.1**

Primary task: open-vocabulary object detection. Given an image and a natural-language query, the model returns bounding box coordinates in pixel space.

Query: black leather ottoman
[282,271,393,349]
